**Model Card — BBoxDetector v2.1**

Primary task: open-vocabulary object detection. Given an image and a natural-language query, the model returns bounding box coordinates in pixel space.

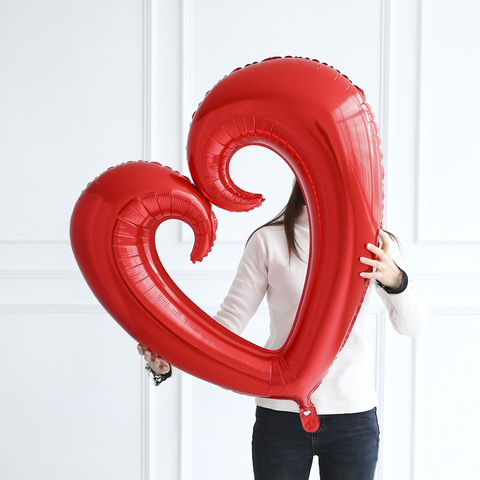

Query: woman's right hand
[137,344,171,374]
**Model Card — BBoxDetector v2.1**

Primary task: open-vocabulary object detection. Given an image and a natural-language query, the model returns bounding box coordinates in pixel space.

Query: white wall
[1,1,479,479]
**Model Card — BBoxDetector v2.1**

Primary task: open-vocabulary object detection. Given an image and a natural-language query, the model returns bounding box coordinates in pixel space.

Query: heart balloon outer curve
[70,57,384,433]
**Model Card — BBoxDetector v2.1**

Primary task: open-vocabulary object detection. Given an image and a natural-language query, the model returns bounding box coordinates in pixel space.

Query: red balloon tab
[70,58,384,433]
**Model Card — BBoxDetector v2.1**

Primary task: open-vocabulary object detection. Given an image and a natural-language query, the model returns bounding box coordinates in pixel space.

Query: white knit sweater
[213,206,428,414]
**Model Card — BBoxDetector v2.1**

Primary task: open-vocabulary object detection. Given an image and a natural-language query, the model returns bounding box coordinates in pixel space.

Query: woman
[138,180,428,480]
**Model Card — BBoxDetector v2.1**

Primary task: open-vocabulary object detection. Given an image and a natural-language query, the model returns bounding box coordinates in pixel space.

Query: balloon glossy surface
[70,57,383,432]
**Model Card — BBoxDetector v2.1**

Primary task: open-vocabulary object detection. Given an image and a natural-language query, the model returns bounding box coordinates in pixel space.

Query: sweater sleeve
[213,231,269,335]
[374,243,428,338]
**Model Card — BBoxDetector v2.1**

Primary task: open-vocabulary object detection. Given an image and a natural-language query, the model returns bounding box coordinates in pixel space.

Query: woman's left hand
[137,344,171,375]
[359,229,402,289]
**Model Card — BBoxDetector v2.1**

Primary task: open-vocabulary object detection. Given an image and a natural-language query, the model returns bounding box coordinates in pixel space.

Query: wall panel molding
[180,0,196,246]
[142,3,155,478]
[143,0,154,165]
[415,0,480,245]
[0,304,104,314]
[414,0,429,245]
[181,0,194,159]
[379,0,391,219]
[371,306,386,480]
[179,374,194,480]
[412,305,480,479]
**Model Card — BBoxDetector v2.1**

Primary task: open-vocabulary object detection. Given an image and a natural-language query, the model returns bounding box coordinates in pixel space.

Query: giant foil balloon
[70,57,383,433]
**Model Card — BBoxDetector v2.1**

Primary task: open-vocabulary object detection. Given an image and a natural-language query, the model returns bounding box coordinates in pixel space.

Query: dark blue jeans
[252,406,379,480]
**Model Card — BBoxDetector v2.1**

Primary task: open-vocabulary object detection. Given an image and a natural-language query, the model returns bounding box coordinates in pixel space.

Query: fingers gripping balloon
[70,57,383,433]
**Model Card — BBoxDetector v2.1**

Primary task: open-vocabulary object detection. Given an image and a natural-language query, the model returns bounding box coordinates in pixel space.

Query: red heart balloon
[70,57,383,433]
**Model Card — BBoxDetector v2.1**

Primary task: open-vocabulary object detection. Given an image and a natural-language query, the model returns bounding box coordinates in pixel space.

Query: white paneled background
[1,1,479,479]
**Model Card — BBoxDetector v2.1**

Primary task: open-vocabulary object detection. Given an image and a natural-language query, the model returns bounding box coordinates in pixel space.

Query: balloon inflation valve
[299,405,319,432]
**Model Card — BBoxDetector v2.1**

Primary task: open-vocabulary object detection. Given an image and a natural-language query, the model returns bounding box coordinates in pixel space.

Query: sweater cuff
[376,265,408,294]
[145,363,172,386]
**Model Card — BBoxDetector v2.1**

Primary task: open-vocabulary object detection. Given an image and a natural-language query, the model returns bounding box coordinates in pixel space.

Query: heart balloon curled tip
[190,56,366,122]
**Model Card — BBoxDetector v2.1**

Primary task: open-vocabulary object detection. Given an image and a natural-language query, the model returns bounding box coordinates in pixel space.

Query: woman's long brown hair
[247,180,305,260]
[248,179,400,258]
